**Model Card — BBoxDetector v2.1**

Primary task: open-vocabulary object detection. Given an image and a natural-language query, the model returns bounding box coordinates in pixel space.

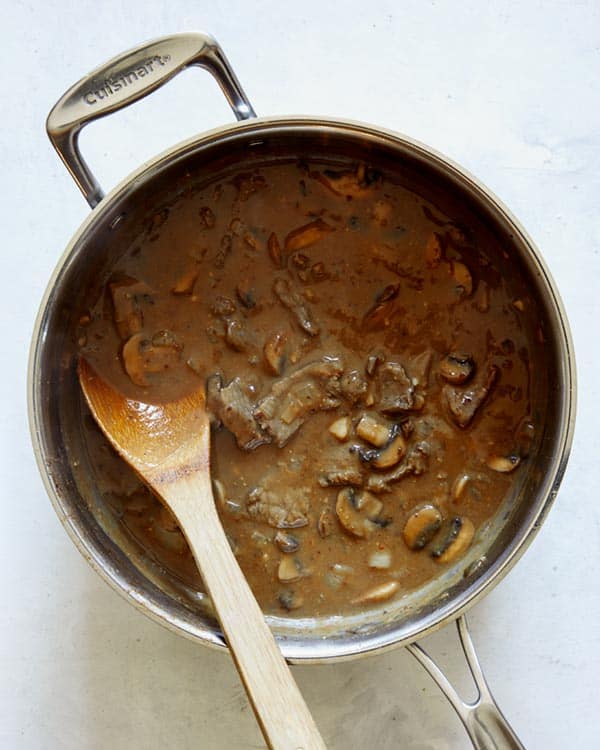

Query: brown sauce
[78,158,536,616]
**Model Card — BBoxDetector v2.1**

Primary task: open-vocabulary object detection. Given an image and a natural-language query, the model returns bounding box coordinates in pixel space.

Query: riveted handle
[46,32,256,208]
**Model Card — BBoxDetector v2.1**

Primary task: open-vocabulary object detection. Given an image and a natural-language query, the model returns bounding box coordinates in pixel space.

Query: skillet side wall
[29,119,575,662]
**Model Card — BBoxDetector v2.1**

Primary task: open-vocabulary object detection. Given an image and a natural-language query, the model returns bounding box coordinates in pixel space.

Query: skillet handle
[46,32,256,208]
[406,615,526,750]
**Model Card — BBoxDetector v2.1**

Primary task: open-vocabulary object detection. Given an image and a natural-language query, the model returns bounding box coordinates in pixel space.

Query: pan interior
[31,120,573,661]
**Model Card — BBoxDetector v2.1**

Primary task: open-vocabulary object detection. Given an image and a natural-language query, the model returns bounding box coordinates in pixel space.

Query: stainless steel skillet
[30,31,576,749]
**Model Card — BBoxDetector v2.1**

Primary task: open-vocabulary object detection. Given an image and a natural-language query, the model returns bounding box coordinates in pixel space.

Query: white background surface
[2,1,598,748]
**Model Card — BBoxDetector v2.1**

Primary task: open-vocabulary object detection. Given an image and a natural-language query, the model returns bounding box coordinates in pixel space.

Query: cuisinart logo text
[82,54,171,105]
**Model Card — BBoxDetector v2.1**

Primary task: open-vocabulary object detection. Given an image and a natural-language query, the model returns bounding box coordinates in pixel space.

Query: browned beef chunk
[273,277,320,336]
[207,376,268,450]
[444,365,499,429]
[255,357,344,447]
[318,469,364,488]
[247,484,310,528]
[377,361,415,413]
[337,369,368,404]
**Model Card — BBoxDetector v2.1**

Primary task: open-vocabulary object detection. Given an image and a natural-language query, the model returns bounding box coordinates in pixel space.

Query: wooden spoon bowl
[78,358,326,750]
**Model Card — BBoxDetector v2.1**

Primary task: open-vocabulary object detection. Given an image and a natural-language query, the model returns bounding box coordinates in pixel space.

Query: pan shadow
[74,574,477,750]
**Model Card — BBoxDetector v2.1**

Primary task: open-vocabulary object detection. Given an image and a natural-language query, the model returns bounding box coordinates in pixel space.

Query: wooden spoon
[78,359,326,750]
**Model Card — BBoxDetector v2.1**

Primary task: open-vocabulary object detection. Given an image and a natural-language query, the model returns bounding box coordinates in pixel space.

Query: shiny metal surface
[31,34,576,750]
[407,616,525,749]
[46,32,255,207]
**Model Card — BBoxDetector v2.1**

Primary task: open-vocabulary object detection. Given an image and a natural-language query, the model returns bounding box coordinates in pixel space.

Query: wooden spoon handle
[165,472,327,750]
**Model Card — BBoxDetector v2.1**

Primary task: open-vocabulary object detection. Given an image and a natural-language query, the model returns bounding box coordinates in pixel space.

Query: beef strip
[207,375,269,450]
[255,357,344,447]
[336,369,369,404]
[247,484,310,528]
[377,361,415,413]
[272,277,320,336]
[444,365,499,429]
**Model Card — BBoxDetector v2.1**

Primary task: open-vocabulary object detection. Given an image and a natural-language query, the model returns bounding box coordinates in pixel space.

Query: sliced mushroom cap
[225,320,254,352]
[402,504,443,550]
[109,277,154,340]
[277,556,302,582]
[357,424,407,470]
[267,232,284,268]
[370,432,407,470]
[122,332,182,387]
[316,165,379,198]
[335,488,383,538]
[274,531,300,554]
[450,260,473,296]
[439,353,474,384]
[263,332,287,375]
[317,508,335,538]
[365,350,386,377]
[277,589,304,611]
[431,517,475,564]
[352,580,400,604]
[171,265,199,295]
[487,455,521,473]
[284,219,334,252]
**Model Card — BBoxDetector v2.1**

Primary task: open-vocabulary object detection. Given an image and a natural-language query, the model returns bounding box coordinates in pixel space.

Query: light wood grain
[78,360,327,750]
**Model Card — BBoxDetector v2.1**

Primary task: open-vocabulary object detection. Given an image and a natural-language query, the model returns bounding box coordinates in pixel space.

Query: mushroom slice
[451,473,471,502]
[225,320,255,353]
[121,332,181,387]
[122,334,150,386]
[365,441,430,493]
[335,488,383,538]
[235,280,256,309]
[365,350,386,377]
[317,508,335,538]
[171,264,199,295]
[109,277,153,340]
[263,331,287,376]
[284,219,334,253]
[431,517,475,564]
[402,504,443,550]
[274,531,300,554]
[439,353,474,384]
[358,424,407,470]
[277,589,304,611]
[487,455,521,473]
[370,432,407,470]
[450,260,473,296]
[277,556,302,582]
[267,232,284,268]
[407,350,432,390]
[315,164,380,198]
[356,415,390,447]
[352,580,399,604]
